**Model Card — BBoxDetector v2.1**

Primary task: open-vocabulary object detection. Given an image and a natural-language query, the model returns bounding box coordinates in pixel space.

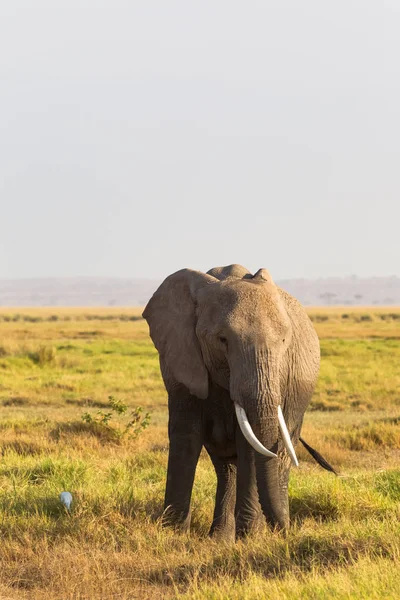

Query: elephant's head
[143,267,298,529]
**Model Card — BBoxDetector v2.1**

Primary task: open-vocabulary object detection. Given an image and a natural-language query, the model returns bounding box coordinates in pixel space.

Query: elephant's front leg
[163,390,203,532]
[207,451,237,542]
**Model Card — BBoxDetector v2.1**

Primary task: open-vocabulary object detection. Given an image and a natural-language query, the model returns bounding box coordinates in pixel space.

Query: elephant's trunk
[253,393,288,531]
[231,349,290,530]
[255,448,288,531]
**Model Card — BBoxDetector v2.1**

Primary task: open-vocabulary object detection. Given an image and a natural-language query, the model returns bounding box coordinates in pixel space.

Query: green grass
[0,307,399,598]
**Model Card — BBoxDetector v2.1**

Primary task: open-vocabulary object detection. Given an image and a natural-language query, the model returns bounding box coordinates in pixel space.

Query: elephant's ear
[142,269,217,399]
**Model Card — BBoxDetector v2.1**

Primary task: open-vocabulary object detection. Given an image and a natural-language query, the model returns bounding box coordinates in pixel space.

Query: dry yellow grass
[0,308,399,598]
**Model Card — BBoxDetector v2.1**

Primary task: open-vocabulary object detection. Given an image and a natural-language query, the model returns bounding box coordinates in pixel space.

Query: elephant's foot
[162,505,191,532]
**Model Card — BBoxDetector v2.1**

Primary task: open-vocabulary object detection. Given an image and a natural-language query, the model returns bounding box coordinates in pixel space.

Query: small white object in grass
[60,491,73,511]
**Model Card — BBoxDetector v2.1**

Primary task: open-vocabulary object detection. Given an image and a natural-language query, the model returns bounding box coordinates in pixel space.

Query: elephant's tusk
[278,405,299,467]
[234,403,278,459]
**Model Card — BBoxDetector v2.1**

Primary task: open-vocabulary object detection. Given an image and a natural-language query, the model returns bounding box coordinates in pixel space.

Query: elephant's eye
[219,336,227,345]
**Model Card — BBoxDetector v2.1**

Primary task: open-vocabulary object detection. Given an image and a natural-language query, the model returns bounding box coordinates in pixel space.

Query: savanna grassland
[0,307,399,599]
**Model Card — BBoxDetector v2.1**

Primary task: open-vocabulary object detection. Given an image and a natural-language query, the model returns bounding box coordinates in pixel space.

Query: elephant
[143,264,331,540]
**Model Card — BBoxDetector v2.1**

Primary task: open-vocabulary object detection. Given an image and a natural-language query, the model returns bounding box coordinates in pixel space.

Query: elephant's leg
[163,391,203,532]
[235,426,263,537]
[207,451,237,541]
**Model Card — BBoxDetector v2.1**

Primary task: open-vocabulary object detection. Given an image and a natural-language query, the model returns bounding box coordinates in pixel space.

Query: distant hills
[0,278,157,308]
[0,276,399,307]
[279,276,400,307]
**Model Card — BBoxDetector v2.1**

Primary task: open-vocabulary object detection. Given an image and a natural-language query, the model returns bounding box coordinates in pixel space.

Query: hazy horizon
[1,273,400,283]
[1,1,399,281]
[2,273,400,307]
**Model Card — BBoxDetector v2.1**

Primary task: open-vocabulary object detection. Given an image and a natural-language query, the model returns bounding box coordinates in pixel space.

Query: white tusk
[235,403,277,458]
[278,405,299,467]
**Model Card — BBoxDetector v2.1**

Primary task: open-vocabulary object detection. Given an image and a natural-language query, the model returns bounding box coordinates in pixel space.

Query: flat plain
[0,307,399,599]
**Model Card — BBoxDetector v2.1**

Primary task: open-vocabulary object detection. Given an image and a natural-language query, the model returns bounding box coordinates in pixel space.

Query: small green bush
[81,395,151,442]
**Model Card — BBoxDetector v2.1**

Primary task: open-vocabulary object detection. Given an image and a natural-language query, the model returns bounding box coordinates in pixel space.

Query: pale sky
[1,1,399,280]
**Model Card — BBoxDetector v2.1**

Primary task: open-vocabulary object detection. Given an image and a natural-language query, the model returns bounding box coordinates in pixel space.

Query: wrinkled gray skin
[143,264,320,540]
